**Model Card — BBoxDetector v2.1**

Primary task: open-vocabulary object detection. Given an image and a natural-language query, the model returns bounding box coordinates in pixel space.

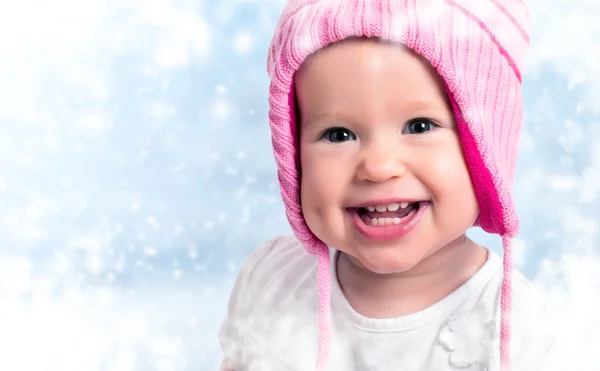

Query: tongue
[363,203,416,218]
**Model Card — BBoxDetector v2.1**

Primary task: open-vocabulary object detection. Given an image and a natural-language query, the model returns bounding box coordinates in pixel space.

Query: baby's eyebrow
[302,100,447,126]
[302,111,354,129]
[385,98,447,113]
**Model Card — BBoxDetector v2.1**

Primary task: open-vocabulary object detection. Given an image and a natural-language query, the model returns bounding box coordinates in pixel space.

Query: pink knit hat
[266,0,530,370]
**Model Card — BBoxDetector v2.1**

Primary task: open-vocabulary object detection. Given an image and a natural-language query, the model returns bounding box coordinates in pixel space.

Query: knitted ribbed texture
[266,1,530,370]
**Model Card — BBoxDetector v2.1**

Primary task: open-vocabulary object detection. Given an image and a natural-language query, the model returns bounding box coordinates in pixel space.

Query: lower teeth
[370,217,402,226]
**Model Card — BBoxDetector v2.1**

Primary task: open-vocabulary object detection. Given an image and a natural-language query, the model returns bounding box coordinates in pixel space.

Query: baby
[219,0,558,370]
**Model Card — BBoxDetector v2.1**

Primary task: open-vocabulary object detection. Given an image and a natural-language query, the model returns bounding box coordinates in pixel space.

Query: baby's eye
[403,118,437,135]
[321,128,357,143]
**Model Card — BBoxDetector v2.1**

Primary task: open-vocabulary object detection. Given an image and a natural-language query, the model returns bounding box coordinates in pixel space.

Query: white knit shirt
[219,236,559,371]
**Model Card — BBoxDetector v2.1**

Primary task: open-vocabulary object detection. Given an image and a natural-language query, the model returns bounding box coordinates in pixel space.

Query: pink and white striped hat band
[265,0,530,370]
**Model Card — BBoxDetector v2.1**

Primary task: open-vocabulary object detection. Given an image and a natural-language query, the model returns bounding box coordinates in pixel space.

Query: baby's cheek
[431,157,465,184]
[427,150,476,204]
[300,173,326,217]
[428,141,471,179]
[300,166,347,240]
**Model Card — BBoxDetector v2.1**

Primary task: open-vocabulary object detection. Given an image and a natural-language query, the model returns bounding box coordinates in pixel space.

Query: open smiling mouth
[357,201,421,226]
[347,201,430,241]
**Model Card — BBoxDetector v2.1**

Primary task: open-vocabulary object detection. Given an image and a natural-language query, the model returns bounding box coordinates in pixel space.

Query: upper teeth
[366,202,411,212]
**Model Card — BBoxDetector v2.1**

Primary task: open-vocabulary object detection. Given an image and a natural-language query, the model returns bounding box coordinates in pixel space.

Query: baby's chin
[343,248,430,276]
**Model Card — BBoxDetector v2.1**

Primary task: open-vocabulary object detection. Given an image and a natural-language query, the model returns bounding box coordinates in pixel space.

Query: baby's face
[295,38,479,275]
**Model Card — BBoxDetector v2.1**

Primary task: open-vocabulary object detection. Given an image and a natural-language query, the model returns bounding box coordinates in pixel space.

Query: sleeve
[217,237,283,371]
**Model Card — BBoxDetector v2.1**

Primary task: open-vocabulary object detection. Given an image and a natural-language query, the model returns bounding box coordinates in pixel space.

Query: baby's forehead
[295,40,446,90]
[292,38,455,129]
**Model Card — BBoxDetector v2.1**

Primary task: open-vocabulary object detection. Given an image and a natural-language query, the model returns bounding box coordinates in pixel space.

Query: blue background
[0,0,597,369]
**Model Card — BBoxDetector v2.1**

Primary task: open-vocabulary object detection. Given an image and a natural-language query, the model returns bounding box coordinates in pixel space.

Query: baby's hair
[293,88,301,145]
